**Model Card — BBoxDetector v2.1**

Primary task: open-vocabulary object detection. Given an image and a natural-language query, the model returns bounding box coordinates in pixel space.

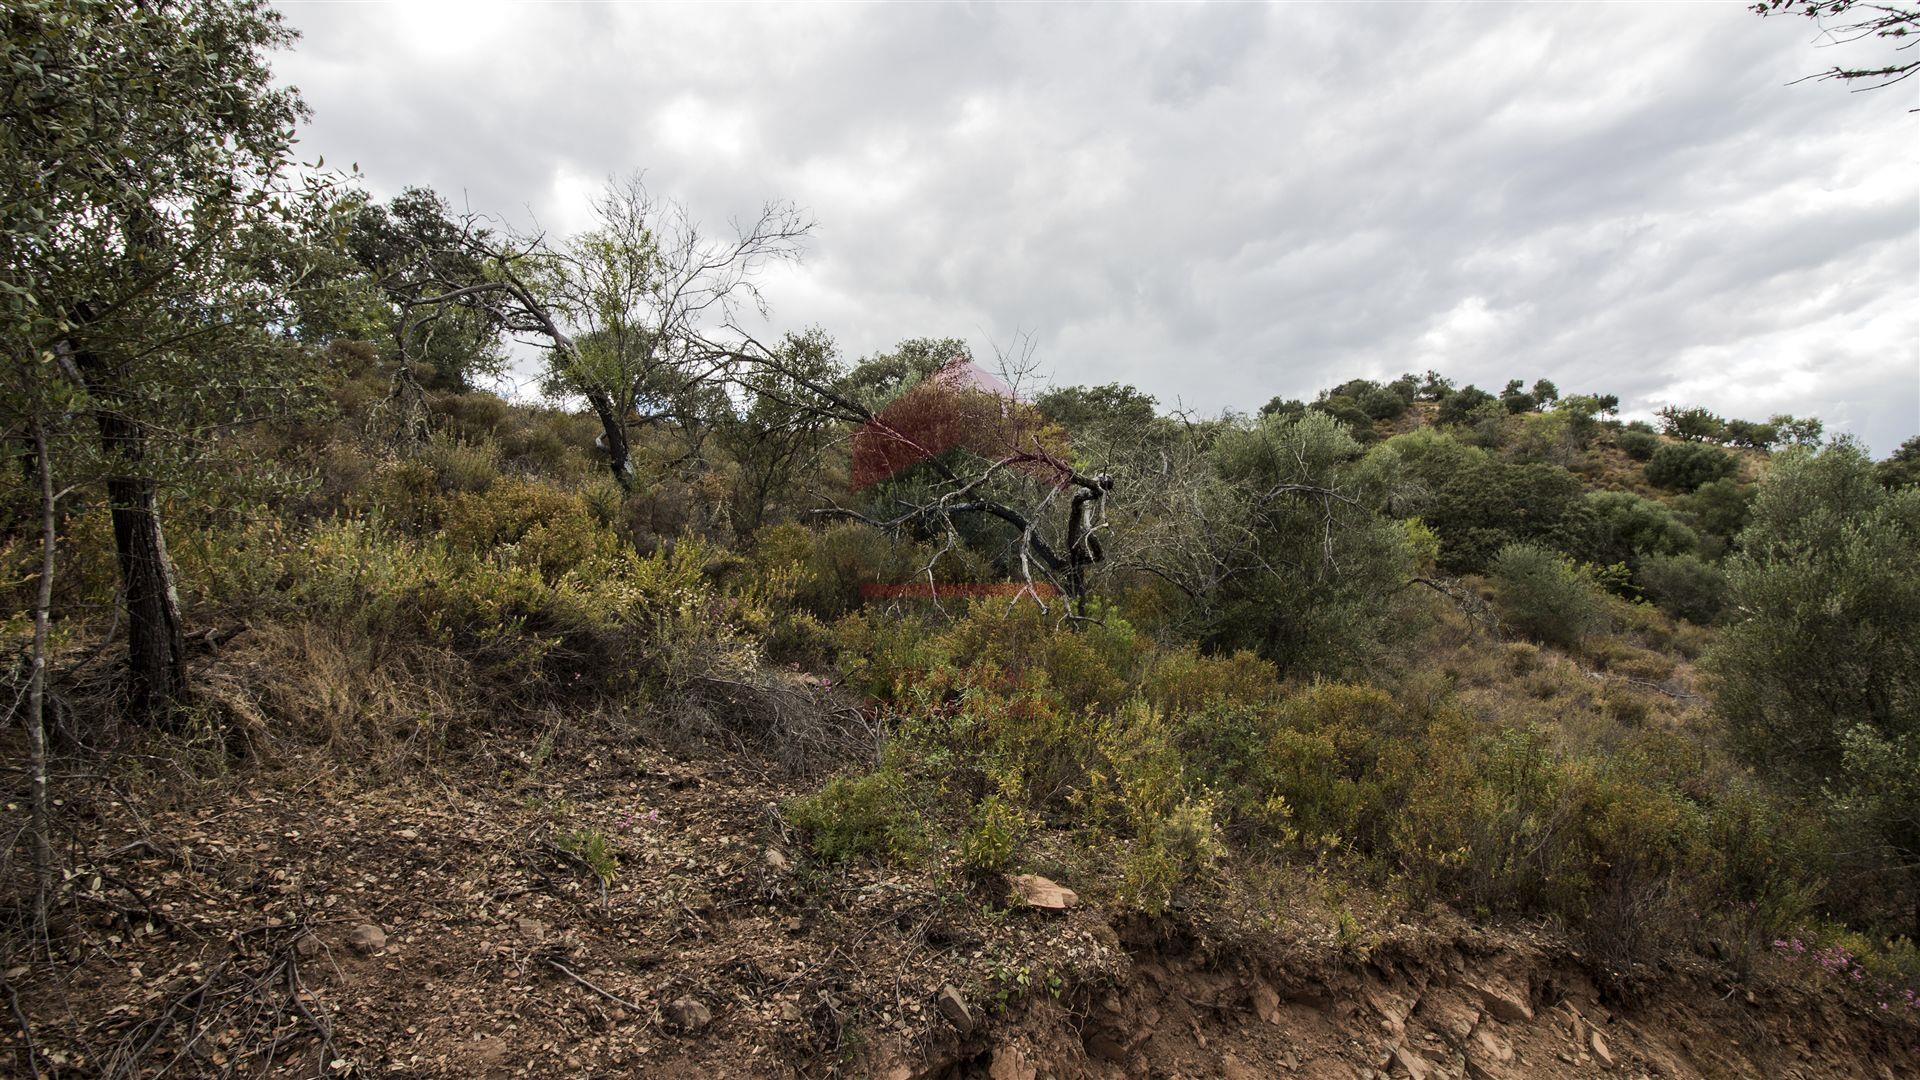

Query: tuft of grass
[556,827,619,886]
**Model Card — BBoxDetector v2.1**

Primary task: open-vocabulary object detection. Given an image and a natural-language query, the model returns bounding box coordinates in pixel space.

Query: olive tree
[1710,439,1920,933]
[2,0,332,723]
[1109,410,1419,674]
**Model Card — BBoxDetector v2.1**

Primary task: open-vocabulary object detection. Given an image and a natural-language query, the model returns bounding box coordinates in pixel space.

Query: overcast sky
[275,1,1918,454]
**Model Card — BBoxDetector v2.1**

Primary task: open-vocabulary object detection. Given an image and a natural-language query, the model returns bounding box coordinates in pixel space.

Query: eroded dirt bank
[10,733,1913,1079]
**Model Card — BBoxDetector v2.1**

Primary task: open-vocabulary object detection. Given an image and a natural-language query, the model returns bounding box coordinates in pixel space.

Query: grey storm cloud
[274,1,1918,453]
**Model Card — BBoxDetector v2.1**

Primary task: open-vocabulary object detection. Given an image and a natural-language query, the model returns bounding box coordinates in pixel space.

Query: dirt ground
[3,723,1915,1079]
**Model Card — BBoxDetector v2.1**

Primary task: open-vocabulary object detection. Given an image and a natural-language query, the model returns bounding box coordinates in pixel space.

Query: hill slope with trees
[2,2,1917,1076]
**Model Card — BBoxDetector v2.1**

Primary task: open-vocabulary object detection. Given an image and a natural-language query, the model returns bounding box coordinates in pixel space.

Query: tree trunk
[66,326,188,723]
[26,421,57,938]
[587,389,634,491]
[1063,477,1113,613]
[105,465,187,721]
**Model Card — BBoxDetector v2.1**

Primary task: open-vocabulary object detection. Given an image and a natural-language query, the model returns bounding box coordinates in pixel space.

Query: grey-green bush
[1646,442,1737,491]
[1709,441,1920,934]
[1586,490,1699,570]
[1635,553,1726,624]
[1489,543,1605,648]
[1616,429,1659,461]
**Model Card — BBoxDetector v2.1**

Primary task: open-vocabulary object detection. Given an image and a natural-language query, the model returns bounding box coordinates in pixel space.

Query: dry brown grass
[192,621,481,772]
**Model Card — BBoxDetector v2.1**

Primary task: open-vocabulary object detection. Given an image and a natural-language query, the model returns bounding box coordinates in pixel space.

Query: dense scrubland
[5,2,1919,1076]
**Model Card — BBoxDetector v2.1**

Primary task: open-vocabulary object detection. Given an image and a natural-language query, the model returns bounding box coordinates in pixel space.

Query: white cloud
[273,1,1920,452]
[1415,297,1519,371]
[652,94,756,163]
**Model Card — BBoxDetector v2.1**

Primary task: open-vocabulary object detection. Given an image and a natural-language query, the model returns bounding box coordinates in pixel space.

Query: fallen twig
[2,975,40,1080]
[545,957,643,1011]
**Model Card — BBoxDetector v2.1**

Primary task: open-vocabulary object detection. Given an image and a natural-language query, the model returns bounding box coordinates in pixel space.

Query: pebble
[348,924,386,954]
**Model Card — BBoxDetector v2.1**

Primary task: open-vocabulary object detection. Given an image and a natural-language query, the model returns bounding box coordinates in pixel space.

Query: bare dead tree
[1105,420,1265,606]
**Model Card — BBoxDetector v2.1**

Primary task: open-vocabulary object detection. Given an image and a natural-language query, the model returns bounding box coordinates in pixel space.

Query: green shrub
[1711,442,1920,932]
[1398,721,1710,970]
[1615,429,1659,461]
[955,683,1102,809]
[1646,442,1737,492]
[1585,490,1699,569]
[1635,553,1726,624]
[499,411,594,476]
[1489,543,1605,648]
[362,456,440,532]
[1313,394,1380,443]
[958,790,1035,874]
[1437,385,1496,427]
[1420,460,1597,573]
[1141,647,1282,717]
[1702,779,1824,974]
[1261,683,1416,852]
[431,390,511,441]
[1398,724,1584,914]
[1510,412,1576,465]
[792,522,975,619]
[1681,478,1753,541]
[419,435,501,494]
[1203,412,1421,674]
[439,478,626,582]
[764,611,836,669]
[252,513,723,702]
[939,600,1145,713]
[1361,425,1484,495]
[785,767,927,864]
[1357,385,1409,421]
[1118,795,1225,914]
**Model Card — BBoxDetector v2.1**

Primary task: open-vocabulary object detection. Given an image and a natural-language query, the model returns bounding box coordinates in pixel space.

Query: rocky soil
[6,726,1914,1079]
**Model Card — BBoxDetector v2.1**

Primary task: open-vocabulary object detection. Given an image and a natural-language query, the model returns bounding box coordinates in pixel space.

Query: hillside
[4,6,1918,1074]
[4,358,1917,1078]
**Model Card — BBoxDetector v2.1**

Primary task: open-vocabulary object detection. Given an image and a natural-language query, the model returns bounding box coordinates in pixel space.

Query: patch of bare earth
[6,728,1914,1079]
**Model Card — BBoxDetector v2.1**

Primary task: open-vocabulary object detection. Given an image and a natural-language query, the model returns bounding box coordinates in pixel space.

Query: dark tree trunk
[66,323,188,723]
[1063,476,1113,612]
[104,465,187,721]
[587,389,634,491]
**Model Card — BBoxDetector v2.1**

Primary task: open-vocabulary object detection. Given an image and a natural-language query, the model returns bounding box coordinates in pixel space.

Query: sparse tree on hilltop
[389,173,811,489]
